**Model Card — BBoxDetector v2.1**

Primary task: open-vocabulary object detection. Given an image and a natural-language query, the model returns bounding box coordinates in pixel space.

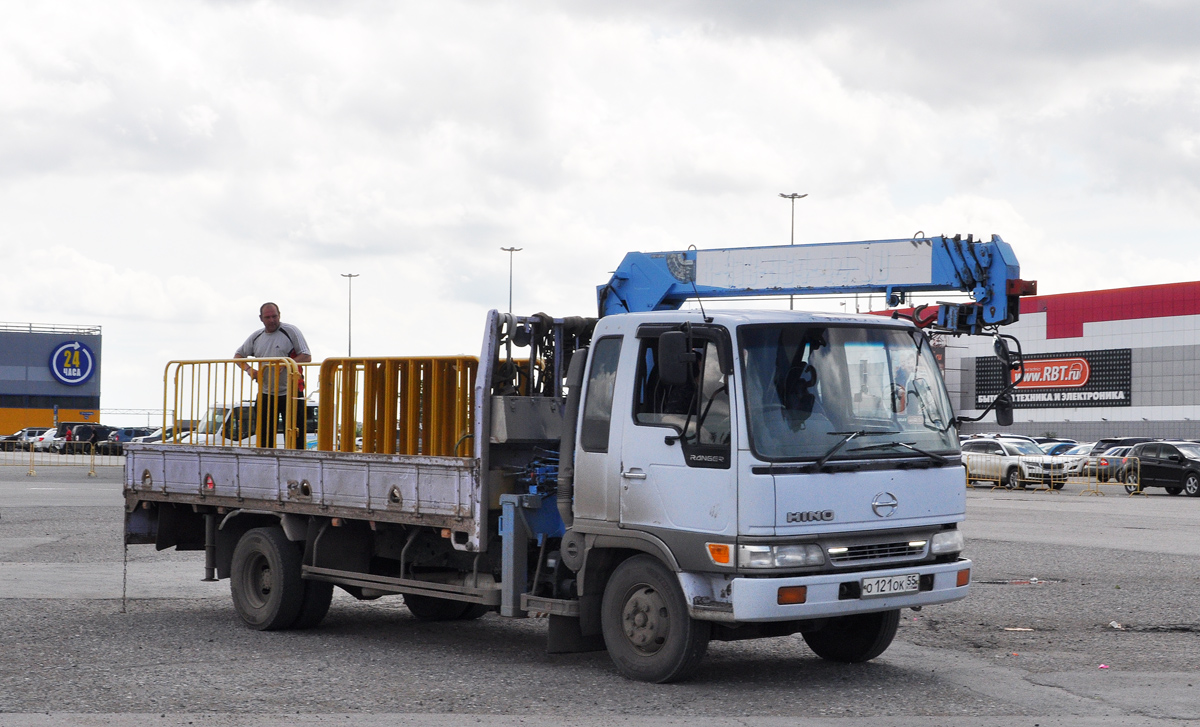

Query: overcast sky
[4,1,1200,416]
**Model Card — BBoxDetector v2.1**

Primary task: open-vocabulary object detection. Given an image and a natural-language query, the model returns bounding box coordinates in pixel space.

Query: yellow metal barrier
[963,450,1144,496]
[0,441,123,475]
[317,357,478,456]
[163,358,306,449]
[1079,457,1142,496]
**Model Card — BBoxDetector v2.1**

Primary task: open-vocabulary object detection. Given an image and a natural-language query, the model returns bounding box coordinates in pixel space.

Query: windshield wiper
[847,441,949,465]
[815,430,901,469]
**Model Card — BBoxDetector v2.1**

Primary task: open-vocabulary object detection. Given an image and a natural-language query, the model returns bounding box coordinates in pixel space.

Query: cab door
[619,332,737,537]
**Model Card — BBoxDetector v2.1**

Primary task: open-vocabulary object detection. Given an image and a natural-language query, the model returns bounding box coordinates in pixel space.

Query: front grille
[828,541,926,566]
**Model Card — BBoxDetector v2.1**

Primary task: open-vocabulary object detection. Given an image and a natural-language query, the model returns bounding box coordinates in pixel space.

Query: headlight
[930,529,964,555]
[738,543,825,568]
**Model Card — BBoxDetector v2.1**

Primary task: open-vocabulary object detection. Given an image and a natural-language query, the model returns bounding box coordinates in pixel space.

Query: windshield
[1005,440,1045,456]
[1177,443,1200,459]
[739,324,957,461]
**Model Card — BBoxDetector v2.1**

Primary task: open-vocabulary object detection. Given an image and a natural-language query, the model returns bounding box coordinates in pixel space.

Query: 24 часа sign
[49,340,96,386]
[976,349,1131,409]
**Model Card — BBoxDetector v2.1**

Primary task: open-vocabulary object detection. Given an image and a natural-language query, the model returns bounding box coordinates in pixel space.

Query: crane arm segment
[597,234,1036,334]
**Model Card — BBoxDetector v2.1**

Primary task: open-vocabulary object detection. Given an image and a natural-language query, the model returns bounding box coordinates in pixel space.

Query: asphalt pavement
[0,464,1197,726]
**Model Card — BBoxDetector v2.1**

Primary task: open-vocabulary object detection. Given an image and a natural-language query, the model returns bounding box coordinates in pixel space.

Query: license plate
[860,573,919,598]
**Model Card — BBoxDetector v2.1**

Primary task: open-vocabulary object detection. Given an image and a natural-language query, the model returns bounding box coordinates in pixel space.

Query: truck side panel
[128,444,482,546]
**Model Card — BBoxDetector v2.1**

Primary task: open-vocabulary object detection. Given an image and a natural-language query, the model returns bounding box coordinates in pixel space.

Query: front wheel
[230,527,304,630]
[601,555,710,683]
[1184,473,1200,497]
[802,609,901,663]
[1005,468,1021,490]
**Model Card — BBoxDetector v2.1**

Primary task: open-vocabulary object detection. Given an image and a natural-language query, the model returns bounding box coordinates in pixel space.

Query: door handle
[621,470,647,480]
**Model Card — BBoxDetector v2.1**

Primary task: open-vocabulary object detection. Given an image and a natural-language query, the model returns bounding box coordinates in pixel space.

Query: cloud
[3,0,1200,414]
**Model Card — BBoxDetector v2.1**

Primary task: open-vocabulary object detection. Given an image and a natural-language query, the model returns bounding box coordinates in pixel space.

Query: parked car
[1089,446,1134,483]
[1033,437,1077,446]
[968,433,1039,444]
[1060,442,1095,477]
[1124,441,1200,496]
[0,427,50,451]
[1087,437,1154,456]
[101,427,155,455]
[961,437,1069,489]
[34,424,74,452]
[1039,441,1078,456]
[60,424,117,454]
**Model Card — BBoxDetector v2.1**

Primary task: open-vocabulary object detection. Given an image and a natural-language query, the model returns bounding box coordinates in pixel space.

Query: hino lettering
[787,510,835,523]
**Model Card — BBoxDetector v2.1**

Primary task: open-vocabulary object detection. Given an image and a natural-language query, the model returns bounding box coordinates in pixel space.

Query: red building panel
[1020,281,1200,339]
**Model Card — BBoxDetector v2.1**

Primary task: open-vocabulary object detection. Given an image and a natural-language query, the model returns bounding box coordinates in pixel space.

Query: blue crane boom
[597,234,1037,335]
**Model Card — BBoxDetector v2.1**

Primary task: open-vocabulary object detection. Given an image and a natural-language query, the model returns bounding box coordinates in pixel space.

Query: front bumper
[679,558,971,623]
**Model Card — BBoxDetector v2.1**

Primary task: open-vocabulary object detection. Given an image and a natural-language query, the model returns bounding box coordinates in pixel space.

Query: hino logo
[787,510,834,523]
[872,492,899,518]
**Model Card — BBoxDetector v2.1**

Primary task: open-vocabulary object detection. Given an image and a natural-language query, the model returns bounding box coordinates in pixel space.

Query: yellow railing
[963,453,1143,495]
[164,358,305,449]
[317,357,478,456]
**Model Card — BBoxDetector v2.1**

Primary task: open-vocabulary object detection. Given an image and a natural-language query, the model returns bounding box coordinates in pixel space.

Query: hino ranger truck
[124,234,1034,682]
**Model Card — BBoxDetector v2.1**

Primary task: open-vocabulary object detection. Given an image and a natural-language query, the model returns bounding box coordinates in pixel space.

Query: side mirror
[993,337,1021,371]
[658,331,696,386]
[994,393,1014,427]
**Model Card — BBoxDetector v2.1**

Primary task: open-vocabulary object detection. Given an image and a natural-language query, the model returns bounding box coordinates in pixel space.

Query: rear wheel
[1183,473,1200,497]
[601,555,710,683]
[802,609,901,663]
[1166,487,1183,496]
[230,527,304,630]
[1124,469,1141,494]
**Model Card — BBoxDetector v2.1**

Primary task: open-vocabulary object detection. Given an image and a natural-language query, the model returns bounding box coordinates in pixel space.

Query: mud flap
[547,614,606,654]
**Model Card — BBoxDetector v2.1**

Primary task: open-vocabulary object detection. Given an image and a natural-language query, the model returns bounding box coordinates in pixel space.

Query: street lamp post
[500,247,522,314]
[779,193,808,310]
[341,273,359,357]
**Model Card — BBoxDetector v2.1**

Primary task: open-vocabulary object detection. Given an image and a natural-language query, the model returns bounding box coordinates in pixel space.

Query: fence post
[88,443,97,477]
[27,444,35,477]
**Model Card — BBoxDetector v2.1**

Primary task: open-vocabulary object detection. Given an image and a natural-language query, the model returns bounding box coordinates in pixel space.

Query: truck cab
[558,309,969,679]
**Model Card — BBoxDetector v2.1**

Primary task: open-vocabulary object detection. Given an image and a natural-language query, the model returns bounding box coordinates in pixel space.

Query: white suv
[961,437,1068,489]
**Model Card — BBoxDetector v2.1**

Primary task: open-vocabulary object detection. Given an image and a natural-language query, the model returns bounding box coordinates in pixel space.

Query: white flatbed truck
[125,235,1034,682]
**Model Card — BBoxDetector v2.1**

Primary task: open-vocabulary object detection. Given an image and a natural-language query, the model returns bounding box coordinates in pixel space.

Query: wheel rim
[621,585,669,655]
[243,552,273,609]
[1187,476,1199,495]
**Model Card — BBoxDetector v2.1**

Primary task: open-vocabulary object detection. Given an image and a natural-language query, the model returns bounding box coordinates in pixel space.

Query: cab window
[632,334,731,468]
[580,337,623,453]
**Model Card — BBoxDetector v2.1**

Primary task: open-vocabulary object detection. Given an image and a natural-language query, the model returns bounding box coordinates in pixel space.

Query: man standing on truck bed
[234,302,311,449]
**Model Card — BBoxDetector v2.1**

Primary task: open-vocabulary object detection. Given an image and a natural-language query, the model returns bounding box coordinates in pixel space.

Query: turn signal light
[777,586,807,605]
[706,543,732,565]
[957,568,971,587]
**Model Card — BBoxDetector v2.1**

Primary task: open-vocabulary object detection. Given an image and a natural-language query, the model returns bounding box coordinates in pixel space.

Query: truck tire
[230,527,304,631]
[404,594,481,621]
[600,554,709,683]
[802,609,900,663]
[291,580,335,629]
